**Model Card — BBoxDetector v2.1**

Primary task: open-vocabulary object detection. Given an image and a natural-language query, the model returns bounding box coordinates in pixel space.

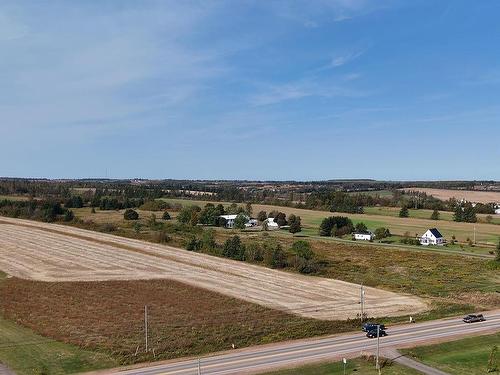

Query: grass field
[402,333,500,374]
[262,357,420,375]
[0,277,362,365]
[364,206,500,225]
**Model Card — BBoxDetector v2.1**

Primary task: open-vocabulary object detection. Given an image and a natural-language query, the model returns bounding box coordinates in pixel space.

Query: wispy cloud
[330,49,365,67]
[249,78,371,106]
[0,1,229,140]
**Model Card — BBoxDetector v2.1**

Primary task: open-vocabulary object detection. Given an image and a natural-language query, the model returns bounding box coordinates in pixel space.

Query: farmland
[0,277,364,366]
[0,271,118,375]
[0,217,426,320]
[160,197,500,249]
[69,203,499,305]
[402,188,500,204]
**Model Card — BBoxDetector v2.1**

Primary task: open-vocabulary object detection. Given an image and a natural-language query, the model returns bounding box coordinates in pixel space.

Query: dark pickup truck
[362,323,386,332]
[463,314,486,323]
[366,329,388,338]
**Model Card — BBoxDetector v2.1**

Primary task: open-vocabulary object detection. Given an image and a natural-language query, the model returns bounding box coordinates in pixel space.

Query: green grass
[402,333,500,374]
[262,357,420,375]
[0,316,117,375]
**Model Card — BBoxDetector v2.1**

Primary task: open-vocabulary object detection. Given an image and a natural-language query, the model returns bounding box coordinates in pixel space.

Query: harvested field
[402,188,500,204]
[0,217,426,320]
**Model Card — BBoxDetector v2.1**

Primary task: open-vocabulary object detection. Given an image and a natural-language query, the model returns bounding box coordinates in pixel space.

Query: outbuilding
[420,228,445,246]
[353,231,375,241]
[263,217,280,229]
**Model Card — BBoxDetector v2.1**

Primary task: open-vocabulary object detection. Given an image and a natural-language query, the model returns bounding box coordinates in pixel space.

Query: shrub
[233,214,249,229]
[63,210,74,222]
[154,230,171,244]
[222,236,245,260]
[288,215,302,233]
[123,209,139,220]
[399,206,409,218]
[201,229,217,250]
[430,209,440,220]
[374,227,391,239]
[185,237,202,251]
[162,211,171,220]
[263,241,287,268]
[244,242,264,262]
[291,241,314,260]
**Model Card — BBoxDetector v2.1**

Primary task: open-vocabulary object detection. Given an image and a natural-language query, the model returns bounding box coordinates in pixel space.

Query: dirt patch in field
[0,277,359,364]
[0,217,427,320]
[402,188,500,204]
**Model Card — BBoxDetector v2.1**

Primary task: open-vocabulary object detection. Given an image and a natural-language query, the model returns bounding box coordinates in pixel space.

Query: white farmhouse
[495,207,500,215]
[353,231,374,241]
[219,214,249,229]
[263,217,280,229]
[420,228,444,246]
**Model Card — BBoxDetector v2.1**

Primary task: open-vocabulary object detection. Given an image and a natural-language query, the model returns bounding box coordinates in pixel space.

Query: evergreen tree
[453,204,463,222]
[289,215,302,233]
[463,203,477,223]
[399,206,409,218]
[430,209,440,220]
[354,222,368,233]
[223,236,245,260]
[123,209,139,220]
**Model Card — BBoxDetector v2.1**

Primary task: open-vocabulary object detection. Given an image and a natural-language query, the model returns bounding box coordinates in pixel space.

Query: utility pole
[360,284,365,322]
[375,325,380,371]
[144,305,149,353]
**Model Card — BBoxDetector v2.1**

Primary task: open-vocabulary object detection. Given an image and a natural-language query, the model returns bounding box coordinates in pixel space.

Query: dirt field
[0,217,426,320]
[403,188,500,204]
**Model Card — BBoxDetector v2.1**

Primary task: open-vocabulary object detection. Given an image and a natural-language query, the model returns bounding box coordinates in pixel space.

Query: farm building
[495,207,500,215]
[353,231,375,241]
[219,214,250,229]
[245,219,259,228]
[420,228,445,246]
[264,217,280,229]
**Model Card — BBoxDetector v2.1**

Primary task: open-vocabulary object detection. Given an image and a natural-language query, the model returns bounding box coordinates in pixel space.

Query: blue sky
[1,0,499,180]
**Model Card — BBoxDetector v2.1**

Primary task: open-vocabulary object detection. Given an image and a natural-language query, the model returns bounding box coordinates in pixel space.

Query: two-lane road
[101,311,500,375]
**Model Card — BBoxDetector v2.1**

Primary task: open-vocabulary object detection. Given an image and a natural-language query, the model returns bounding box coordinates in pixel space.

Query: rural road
[96,311,500,375]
